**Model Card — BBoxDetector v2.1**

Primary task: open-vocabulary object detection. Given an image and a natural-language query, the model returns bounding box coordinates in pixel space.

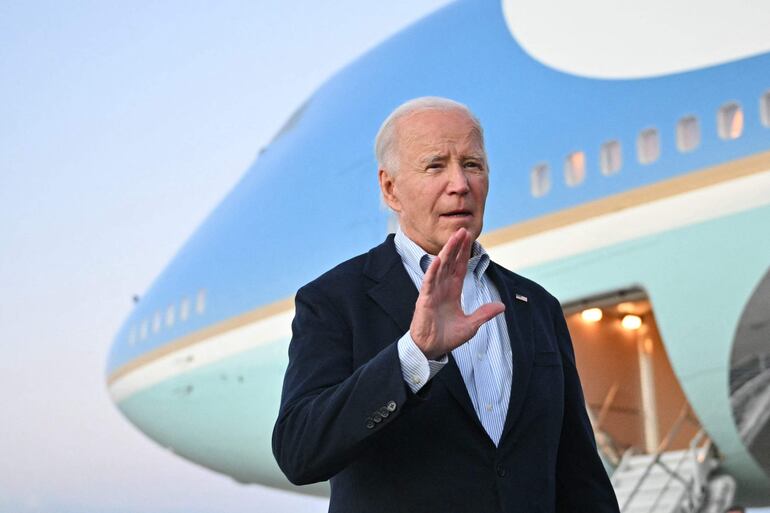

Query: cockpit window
[270,99,311,144]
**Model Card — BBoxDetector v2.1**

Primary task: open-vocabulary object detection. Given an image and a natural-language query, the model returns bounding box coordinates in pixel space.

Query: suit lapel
[364,236,541,443]
[364,236,482,430]
[487,262,534,443]
[366,264,418,334]
[364,235,419,334]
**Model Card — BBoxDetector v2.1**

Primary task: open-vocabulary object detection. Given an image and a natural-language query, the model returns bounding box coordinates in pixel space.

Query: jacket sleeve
[271,282,413,485]
[552,296,621,513]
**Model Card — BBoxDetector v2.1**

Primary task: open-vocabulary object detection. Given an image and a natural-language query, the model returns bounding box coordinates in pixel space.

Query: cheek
[472,178,489,202]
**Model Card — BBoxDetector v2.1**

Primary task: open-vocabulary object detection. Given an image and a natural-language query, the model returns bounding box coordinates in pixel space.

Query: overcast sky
[0,2,450,511]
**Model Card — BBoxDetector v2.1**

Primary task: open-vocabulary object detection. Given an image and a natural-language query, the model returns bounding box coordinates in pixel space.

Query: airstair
[566,294,742,513]
[587,390,735,513]
[606,406,733,513]
[612,435,711,513]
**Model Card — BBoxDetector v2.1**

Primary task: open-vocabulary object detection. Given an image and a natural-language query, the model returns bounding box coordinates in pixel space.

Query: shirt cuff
[397,331,448,393]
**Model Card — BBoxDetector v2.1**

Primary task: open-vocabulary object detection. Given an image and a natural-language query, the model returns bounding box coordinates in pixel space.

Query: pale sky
[2,2,769,512]
[0,2,450,511]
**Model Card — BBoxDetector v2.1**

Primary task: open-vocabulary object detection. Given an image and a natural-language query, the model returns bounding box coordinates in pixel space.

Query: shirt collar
[394,226,490,279]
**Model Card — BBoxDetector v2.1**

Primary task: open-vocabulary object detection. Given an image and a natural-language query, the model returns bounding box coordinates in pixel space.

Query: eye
[464,160,484,171]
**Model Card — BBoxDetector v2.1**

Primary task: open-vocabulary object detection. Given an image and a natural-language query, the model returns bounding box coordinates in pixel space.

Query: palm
[410,229,505,360]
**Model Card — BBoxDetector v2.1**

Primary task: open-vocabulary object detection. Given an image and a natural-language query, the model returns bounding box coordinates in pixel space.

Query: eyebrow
[420,154,447,166]
[419,153,485,165]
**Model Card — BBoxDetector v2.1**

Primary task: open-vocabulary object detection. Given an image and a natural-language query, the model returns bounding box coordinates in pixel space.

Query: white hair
[374,96,484,174]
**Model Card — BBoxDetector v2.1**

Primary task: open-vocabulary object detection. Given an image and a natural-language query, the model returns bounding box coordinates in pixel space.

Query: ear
[378,169,401,213]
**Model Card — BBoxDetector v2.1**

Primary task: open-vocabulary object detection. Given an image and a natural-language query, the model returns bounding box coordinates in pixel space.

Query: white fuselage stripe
[108,168,770,403]
[488,168,770,270]
[109,310,294,403]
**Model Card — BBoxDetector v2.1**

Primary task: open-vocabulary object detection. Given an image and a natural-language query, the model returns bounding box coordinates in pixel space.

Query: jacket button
[378,406,390,418]
[496,465,506,478]
[365,418,375,429]
[386,401,397,412]
[372,412,383,423]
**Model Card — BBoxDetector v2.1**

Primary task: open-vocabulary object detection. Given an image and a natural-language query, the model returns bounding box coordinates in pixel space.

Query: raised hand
[409,228,506,360]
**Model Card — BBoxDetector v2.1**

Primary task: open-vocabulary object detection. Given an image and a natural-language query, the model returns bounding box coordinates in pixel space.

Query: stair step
[614,469,692,487]
[624,502,682,513]
[612,446,712,513]
[614,464,694,481]
[617,483,686,502]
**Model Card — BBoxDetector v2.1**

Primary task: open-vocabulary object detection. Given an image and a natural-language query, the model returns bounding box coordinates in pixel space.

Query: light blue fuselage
[107,0,770,503]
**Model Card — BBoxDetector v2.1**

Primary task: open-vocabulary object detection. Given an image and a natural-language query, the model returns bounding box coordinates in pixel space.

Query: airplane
[106,0,770,510]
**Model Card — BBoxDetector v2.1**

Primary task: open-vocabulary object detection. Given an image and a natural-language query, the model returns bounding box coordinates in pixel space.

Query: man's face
[379,108,489,255]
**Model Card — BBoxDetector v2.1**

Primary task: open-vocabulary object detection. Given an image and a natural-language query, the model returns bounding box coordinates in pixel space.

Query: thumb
[468,302,505,330]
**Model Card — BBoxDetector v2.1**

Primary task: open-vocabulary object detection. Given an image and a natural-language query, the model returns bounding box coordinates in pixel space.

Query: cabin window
[637,128,660,165]
[140,319,149,340]
[761,90,770,127]
[165,304,175,327]
[196,289,207,315]
[531,163,550,197]
[565,151,586,186]
[600,140,622,175]
[676,116,700,153]
[718,102,743,140]
[180,298,190,321]
[152,311,162,333]
[128,326,137,346]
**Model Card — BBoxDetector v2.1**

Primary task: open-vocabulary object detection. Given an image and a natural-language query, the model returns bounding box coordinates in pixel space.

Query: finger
[467,301,506,330]
[437,229,463,279]
[437,228,461,260]
[453,229,471,277]
[420,254,442,295]
[448,228,469,274]
[443,228,465,263]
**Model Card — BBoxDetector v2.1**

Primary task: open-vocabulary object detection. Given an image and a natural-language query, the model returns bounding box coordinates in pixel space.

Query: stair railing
[646,429,708,513]
[588,382,622,467]
[619,403,693,511]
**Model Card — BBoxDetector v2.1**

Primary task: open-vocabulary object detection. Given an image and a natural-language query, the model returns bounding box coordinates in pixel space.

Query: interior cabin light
[581,308,603,322]
[622,314,643,330]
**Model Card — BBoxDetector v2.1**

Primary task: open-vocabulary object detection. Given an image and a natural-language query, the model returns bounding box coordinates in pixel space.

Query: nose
[446,161,470,195]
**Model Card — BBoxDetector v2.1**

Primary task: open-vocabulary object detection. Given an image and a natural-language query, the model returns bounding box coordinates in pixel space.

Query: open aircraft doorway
[560,289,732,510]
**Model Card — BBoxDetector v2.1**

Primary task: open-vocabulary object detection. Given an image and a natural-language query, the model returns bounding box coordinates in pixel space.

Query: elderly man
[273,97,619,513]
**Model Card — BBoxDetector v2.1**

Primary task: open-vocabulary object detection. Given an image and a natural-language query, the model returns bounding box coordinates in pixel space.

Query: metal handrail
[646,429,707,513]
[620,403,692,511]
[597,382,620,430]
[589,382,622,466]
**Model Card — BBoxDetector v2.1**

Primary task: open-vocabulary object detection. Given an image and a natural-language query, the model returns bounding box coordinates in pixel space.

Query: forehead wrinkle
[395,110,487,168]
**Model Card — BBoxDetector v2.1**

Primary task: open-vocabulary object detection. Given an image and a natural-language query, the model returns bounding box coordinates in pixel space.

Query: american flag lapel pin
[515,293,528,302]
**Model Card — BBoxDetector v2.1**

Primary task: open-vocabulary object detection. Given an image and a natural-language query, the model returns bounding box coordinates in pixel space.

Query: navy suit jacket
[273,235,619,513]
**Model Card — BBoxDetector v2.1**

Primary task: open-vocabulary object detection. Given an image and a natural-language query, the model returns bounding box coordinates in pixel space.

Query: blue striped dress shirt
[395,228,513,445]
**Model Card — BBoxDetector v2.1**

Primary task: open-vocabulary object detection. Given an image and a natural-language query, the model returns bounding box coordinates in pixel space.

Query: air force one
[107,0,770,509]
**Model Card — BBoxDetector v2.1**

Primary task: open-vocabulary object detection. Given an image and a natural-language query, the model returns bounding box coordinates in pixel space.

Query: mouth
[440,209,473,218]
